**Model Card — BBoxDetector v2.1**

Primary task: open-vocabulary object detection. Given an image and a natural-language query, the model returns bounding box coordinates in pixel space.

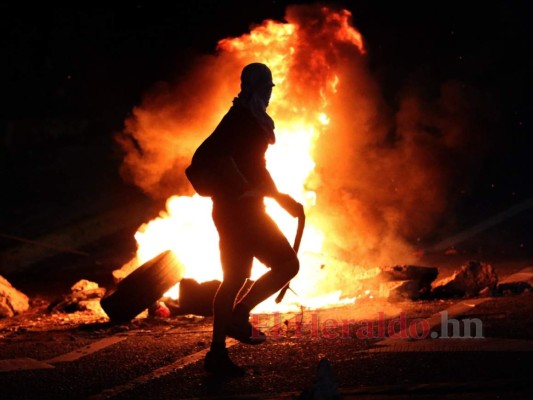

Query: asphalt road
[1,184,532,399]
[1,285,532,399]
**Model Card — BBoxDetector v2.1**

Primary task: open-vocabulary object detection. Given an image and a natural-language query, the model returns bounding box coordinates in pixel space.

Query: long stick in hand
[275,212,305,303]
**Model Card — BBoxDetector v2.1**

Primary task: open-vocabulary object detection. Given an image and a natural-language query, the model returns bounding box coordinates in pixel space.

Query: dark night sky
[1,0,532,243]
[2,1,531,121]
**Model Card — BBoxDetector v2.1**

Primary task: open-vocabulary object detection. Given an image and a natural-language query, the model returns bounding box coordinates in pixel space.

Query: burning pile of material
[114,5,491,312]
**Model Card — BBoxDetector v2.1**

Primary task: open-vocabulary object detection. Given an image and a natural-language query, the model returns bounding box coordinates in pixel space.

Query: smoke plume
[116,4,493,273]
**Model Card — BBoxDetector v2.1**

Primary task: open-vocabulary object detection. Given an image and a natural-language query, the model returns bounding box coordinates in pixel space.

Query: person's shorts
[212,199,296,280]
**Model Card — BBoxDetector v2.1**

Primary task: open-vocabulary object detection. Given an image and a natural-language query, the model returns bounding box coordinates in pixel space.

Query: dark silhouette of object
[100,250,182,322]
[187,63,303,377]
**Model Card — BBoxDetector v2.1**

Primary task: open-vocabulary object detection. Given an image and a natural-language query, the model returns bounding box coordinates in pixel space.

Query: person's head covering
[240,62,275,97]
[234,63,276,144]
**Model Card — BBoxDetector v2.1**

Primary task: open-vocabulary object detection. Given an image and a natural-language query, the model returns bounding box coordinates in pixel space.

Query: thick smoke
[116,55,243,200]
[314,75,494,268]
[116,4,493,272]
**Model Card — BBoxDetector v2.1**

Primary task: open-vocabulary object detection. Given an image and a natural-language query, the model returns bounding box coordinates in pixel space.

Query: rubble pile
[0,275,30,318]
[48,279,106,314]
[382,261,530,303]
[380,265,438,301]
[432,261,499,298]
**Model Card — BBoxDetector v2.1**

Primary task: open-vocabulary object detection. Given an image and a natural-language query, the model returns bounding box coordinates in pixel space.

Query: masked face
[240,63,275,106]
[257,84,274,107]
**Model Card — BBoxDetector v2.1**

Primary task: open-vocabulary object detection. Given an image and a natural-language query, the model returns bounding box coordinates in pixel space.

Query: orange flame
[114,6,381,312]
[117,3,491,316]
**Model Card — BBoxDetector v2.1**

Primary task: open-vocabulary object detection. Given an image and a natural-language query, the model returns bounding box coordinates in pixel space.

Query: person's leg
[237,256,299,310]
[228,253,298,344]
[235,211,300,313]
[211,276,247,345]
[217,274,267,346]
[206,205,254,374]
[205,276,248,376]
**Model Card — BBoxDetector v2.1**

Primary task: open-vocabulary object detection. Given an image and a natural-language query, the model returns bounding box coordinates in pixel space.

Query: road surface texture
[1,273,532,399]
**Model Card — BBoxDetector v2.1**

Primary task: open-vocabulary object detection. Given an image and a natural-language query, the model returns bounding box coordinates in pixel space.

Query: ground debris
[379,265,438,283]
[148,301,171,318]
[378,265,438,302]
[388,279,433,302]
[495,266,533,296]
[0,274,30,318]
[497,281,532,295]
[432,260,498,299]
[47,279,106,314]
[169,278,221,316]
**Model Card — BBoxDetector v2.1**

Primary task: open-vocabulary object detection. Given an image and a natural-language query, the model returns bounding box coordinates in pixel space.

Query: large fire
[116,7,374,312]
[116,5,475,313]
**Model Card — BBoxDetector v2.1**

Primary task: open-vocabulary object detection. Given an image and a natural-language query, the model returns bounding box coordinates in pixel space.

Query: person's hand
[275,193,304,218]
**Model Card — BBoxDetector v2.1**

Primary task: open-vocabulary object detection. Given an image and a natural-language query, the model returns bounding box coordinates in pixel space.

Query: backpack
[185,107,250,197]
[185,151,249,198]
[185,160,217,197]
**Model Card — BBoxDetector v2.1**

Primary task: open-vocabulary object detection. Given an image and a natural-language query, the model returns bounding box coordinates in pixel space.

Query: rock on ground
[432,260,498,298]
[0,275,30,318]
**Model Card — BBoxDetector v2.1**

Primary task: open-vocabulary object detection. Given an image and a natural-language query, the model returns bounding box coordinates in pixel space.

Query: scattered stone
[432,260,498,299]
[48,279,106,314]
[0,275,30,318]
[71,279,99,292]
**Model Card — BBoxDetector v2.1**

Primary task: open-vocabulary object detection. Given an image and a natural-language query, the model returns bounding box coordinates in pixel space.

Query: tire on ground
[100,250,183,322]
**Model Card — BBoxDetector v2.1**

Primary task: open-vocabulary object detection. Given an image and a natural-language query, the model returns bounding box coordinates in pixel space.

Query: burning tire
[100,250,183,322]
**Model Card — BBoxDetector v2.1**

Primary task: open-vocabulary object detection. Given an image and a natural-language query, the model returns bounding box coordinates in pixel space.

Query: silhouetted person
[187,63,303,376]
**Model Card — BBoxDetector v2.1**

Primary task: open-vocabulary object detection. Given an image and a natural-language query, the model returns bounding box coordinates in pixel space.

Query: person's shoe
[204,348,245,377]
[227,313,267,345]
